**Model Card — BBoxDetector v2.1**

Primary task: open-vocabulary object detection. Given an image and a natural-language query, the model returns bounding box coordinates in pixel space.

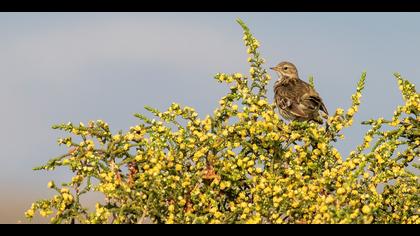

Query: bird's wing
[275,81,308,118]
[276,96,291,109]
[276,96,308,118]
[302,94,328,114]
[288,102,309,118]
[298,80,329,115]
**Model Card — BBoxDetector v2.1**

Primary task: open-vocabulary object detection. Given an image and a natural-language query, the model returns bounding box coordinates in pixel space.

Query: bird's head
[270,61,298,79]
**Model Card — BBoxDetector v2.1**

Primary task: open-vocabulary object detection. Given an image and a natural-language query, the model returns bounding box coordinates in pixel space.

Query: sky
[0,12,419,223]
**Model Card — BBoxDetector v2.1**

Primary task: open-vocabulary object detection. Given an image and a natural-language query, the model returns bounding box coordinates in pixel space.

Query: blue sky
[0,13,419,223]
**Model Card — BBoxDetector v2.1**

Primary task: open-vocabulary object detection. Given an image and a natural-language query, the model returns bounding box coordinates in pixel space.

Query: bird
[270,61,328,124]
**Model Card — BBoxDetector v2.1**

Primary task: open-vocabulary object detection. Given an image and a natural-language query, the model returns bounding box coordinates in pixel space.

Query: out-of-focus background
[0,13,419,223]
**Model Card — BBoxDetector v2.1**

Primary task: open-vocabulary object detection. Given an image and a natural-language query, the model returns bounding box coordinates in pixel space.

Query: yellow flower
[247,160,255,167]
[364,135,372,142]
[227,150,236,156]
[257,99,267,106]
[317,143,328,154]
[214,211,223,219]
[112,134,121,142]
[175,164,182,171]
[337,188,346,195]
[252,144,258,152]
[60,188,70,194]
[319,205,328,213]
[256,167,263,173]
[363,172,370,179]
[39,209,51,217]
[392,166,401,174]
[275,218,283,224]
[166,215,175,224]
[249,105,258,112]
[290,132,300,140]
[374,153,384,164]
[347,107,356,116]
[325,195,334,204]
[62,193,74,202]
[263,186,272,194]
[220,181,231,190]
[390,119,400,126]
[25,209,35,218]
[233,73,243,79]
[362,205,371,214]
[71,175,83,184]
[369,184,377,194]
[47,181,55,189]
[336,108,344,115]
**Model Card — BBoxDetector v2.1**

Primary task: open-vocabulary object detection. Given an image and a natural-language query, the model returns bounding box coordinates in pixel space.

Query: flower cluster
[25,19,419,224]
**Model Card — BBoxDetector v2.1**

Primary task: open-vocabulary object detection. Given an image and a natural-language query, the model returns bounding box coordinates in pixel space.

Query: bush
[25,19,419,224]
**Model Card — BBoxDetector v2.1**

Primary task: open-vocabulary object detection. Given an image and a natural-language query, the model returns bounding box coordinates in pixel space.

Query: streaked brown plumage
[270,61,328,124]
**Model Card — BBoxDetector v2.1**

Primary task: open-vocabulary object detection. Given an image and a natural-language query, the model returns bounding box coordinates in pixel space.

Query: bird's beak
[270,67,275,70]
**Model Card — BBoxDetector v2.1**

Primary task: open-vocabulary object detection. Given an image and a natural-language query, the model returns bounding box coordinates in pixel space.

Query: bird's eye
[283,66,288,70]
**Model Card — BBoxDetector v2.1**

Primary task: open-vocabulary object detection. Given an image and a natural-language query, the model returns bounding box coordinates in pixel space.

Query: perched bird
[270,61,328,124]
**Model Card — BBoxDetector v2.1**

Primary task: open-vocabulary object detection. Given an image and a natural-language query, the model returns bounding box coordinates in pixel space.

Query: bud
[47,181,55,189]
